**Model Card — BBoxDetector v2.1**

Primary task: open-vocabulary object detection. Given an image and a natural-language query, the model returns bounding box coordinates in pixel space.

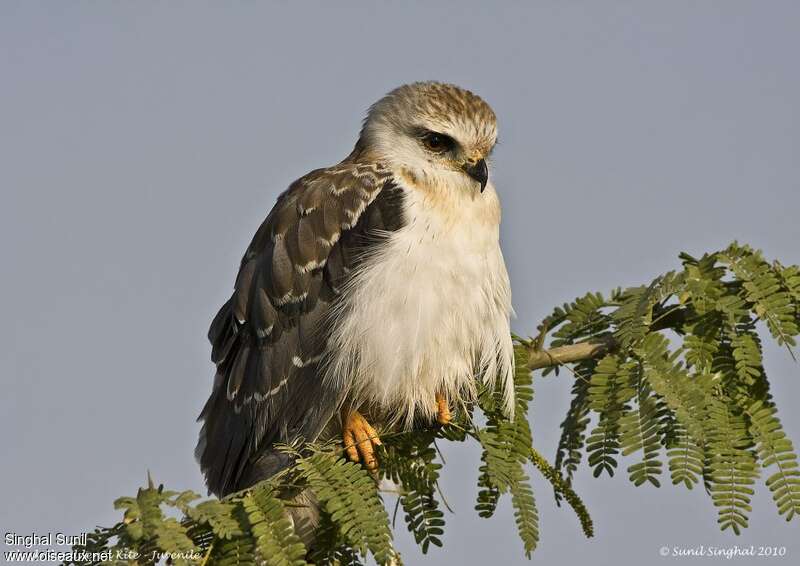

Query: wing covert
[197,162,400,496]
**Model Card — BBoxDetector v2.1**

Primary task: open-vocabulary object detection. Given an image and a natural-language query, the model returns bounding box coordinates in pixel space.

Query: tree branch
[525,335,617,371]
[525,306,688,371]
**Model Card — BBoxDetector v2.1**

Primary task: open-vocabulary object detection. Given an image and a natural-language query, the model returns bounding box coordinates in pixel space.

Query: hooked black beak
[463,158,488,192]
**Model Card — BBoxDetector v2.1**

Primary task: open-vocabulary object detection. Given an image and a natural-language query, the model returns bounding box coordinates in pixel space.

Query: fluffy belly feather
[325,182,514,427]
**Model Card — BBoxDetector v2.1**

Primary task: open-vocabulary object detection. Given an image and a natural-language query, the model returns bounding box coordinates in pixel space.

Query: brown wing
[196,162,405,496]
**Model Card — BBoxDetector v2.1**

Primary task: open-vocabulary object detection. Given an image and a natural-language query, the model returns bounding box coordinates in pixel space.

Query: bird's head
[358,82,498,194]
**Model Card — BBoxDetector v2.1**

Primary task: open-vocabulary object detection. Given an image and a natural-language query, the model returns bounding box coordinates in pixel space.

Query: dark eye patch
[419,130,456,153]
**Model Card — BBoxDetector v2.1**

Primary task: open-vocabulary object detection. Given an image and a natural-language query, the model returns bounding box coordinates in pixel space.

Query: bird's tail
[231,450,321,549]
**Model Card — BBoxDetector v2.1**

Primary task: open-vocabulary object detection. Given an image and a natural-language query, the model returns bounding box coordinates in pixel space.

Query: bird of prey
[196,81,515,499]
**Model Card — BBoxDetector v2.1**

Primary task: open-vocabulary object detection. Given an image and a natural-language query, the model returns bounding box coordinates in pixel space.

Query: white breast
[325,178,515,428]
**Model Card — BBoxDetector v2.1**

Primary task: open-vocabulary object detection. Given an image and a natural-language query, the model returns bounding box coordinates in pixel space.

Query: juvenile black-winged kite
[196,82,514,499]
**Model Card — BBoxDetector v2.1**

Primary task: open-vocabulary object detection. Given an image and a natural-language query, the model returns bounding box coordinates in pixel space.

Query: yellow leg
[436,392,451,425]
[342,409,382,472]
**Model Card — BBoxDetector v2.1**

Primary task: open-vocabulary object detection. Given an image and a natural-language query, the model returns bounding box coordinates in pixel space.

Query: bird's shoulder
[245,160,394,264]
[209,159,403,360]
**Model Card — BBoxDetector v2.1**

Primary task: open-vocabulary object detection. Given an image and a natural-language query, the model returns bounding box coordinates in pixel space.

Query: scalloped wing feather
[197,162,398,496]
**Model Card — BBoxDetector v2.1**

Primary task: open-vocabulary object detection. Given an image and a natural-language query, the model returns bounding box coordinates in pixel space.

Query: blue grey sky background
[2,2,799,564]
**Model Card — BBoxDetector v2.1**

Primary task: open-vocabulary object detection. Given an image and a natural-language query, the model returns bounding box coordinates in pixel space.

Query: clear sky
[2,2,799,565]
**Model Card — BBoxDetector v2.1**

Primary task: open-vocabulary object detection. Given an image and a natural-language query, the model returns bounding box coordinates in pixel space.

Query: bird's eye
[421,131,454,153]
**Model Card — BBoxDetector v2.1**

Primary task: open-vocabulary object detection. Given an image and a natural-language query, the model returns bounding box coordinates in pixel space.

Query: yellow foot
[342,409,382,472]
[436,392,451,426]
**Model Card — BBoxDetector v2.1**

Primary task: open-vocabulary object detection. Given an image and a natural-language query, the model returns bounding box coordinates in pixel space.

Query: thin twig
[434,479,454,514]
